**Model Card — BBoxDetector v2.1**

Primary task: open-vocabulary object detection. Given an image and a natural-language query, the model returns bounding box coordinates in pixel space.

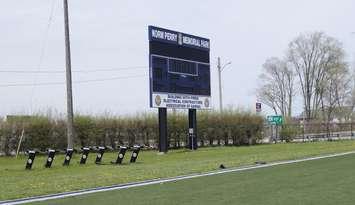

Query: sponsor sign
[152,93,210,109]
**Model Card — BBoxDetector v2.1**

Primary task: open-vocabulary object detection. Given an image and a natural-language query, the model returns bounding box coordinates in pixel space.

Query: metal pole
[303,108,305,142]
[158,108,168,153]
[63,0,74,149]
[188,109,197,150]
[217,57,222,111]
[351,32,355,138]
[351,99,354,138]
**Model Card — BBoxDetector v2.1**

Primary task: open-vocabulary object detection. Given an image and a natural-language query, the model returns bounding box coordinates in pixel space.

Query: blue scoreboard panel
[149,26,211,109]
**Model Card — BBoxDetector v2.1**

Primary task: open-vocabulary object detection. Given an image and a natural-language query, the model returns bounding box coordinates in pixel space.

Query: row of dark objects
[25,145,141,170]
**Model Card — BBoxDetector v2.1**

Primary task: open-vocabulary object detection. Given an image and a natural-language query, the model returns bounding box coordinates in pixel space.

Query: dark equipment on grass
[63,148,74,166]
[219,164,226,169]
[112,146,127,164]
[130,146,141,163]
[25,150,37,170]
[80,147,90,164]
[45,149,56,168]
[95,146,106,164]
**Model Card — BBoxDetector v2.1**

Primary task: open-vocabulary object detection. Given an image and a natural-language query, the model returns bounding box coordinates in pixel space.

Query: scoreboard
[149,26,211,109]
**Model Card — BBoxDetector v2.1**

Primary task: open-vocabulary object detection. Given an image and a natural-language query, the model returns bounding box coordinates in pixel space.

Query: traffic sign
[256,102,261,112]
[267,115,283,125]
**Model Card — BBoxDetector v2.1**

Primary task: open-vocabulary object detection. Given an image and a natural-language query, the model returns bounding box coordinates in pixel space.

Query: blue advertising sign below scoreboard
[149,26,211,109]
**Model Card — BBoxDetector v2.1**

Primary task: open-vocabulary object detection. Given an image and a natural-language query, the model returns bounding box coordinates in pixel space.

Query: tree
[287,32,346,120]
[344,72,355,134]
[257,57,295,117]
[320,62,351,136]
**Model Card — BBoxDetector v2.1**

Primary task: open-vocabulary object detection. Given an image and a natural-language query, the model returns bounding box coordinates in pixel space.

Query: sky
[0,0,355,117]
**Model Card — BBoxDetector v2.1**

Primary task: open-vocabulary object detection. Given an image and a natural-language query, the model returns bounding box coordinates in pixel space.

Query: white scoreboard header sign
[152,93,211,109]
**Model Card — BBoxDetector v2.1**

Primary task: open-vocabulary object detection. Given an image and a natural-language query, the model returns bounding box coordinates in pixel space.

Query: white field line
[1,151,355,205]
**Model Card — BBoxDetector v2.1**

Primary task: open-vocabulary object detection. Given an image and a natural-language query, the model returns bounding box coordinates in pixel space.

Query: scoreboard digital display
[149,26,211,109]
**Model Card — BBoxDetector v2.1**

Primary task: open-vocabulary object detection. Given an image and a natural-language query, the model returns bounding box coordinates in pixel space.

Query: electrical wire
[0,74,147,88]
[0,66,147,74]
[29,0,57,114]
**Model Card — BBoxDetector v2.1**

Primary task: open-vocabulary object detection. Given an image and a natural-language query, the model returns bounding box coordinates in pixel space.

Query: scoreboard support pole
[158,108,168,153]
[188,109,198,150]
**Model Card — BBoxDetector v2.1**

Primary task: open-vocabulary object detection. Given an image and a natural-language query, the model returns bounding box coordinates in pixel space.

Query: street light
[217,57,232,111]
[221,61,232,71]
[351,32,355,67]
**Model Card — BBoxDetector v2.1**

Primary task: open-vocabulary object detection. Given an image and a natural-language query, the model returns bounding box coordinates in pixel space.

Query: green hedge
[0,109,264,155]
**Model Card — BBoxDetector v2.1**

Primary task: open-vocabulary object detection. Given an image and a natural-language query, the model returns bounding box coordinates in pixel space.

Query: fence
[265,122,355,143]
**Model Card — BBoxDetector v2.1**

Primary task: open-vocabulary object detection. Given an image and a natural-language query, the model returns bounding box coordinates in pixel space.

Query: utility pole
[63,0,74,149]
[217,57,222,112]
[217,57,231,112]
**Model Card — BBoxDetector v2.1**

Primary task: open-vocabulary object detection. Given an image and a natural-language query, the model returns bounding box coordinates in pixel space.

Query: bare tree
[257,83,279,115]
[346,75,355,119]
[337,69,355,133]
[287,32,346,120]
[257,57,295,117]
[320,62,351,136]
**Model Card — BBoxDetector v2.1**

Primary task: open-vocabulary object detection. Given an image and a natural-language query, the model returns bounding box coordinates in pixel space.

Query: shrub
[280,125,299,142]
[0,109,264,155]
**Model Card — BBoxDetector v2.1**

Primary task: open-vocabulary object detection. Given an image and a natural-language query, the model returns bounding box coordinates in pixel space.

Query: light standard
[351,32,355,68]
[217,57,232,112]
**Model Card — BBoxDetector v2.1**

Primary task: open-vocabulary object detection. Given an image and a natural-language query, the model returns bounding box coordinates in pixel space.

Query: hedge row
[0,110,264,156]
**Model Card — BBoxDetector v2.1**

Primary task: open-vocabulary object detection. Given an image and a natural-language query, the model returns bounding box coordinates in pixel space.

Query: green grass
[31,153,355,205]
[1,141,355,201]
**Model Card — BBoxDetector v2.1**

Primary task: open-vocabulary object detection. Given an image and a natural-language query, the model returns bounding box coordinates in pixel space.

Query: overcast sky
[1,0,355,117]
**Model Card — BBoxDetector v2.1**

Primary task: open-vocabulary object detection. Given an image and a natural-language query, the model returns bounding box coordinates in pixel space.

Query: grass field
[30,153,355,205]
[1,141,355,201]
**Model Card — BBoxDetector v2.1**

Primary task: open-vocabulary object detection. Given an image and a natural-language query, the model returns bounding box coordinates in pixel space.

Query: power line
[0,66,147,74]
[0,74,147,88]
[30,0,57,114]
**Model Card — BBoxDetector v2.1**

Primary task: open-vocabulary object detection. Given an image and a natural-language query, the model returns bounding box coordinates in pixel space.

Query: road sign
[256,102,261,112]
[148,26,211,109]
[267,115,283,125]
